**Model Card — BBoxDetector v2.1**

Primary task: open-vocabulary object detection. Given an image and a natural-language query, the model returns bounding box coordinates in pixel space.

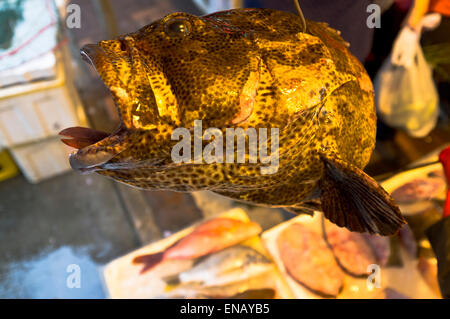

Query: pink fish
[277,223,344,297]
[133,217,262,273]
[323,222,377,277]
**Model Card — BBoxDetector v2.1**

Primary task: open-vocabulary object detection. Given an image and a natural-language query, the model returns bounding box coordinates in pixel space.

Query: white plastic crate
[0,51,58,88]
[0,85,80,147]
[9,136,73,183]
[0,48,86,148]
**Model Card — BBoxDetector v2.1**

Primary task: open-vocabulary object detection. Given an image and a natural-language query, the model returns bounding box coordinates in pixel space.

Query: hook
[294,0,307,32]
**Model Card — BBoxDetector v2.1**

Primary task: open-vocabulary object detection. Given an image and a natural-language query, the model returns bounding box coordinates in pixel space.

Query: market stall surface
[0,172,142,298]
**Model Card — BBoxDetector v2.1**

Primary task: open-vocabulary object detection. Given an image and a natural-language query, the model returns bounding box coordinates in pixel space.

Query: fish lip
[68,145,123,174]
[80,44,103,68]
[80,44,117,89]
[69,148,117,173]
[68,154,103,174]
[66,124,130,173]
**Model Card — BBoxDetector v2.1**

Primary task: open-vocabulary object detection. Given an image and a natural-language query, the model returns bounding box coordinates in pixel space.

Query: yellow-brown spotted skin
[66,9,404,235]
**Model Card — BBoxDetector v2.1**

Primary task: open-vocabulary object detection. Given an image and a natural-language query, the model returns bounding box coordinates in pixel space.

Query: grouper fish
[60,8,406,235]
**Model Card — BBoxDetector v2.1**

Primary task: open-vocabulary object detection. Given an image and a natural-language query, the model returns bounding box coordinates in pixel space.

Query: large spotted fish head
[61,11,268,175]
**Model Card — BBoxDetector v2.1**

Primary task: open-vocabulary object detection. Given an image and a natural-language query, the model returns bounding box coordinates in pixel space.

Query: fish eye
[164,19,190,37]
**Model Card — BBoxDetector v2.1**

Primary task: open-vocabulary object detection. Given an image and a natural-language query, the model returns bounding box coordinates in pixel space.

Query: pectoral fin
[285,200,322,216]
[318,154,406,235]
[284,206,315,216]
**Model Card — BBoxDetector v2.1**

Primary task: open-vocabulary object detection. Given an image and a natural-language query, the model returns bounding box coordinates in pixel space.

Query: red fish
[133,217,262,274]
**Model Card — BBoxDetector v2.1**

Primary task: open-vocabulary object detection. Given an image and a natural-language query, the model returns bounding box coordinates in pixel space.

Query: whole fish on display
[60,6,405,235]
[168,245,273,287]
[133,217,262,273]
[322,218,380,277]
[277,223,344,297]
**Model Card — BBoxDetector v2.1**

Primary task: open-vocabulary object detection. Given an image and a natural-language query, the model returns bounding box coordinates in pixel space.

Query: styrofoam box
[9,136,73,183]
[0,83,80,147]
[0,51,57,88]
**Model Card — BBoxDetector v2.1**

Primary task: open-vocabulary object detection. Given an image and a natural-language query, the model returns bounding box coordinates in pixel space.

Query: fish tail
[132,252,165,274]
[132,237,185,274]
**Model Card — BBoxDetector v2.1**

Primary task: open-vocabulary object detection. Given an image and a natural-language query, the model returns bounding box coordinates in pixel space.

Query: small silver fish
[174,245,273,287]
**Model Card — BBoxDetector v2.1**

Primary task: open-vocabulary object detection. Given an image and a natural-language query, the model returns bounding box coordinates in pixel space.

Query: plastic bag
[374,46,439,138]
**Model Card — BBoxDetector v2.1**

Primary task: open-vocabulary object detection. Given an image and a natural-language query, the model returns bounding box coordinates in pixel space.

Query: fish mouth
[59,125,129,174]
[60,44,131,174]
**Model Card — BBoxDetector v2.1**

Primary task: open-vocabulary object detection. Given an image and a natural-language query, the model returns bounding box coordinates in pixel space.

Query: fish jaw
[60,125,133,174]
[81,41,160,129]
[61,40,166,174]
[81,43,133,125]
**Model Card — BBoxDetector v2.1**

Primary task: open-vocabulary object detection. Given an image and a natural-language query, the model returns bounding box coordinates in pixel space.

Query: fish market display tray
[261,213,440,299]
[382,162,446,216]
[101,207,292,299]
